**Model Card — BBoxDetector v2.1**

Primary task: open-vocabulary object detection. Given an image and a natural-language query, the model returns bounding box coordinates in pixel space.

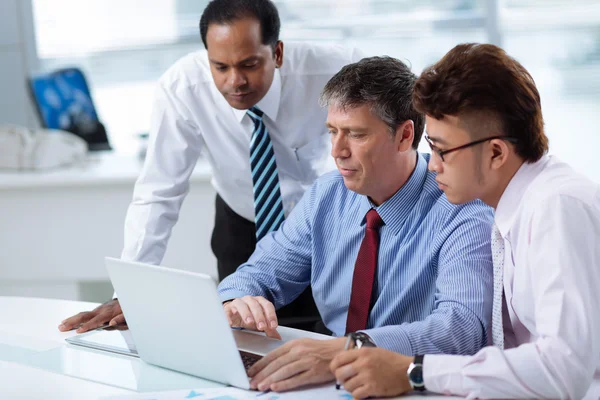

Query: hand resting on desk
[58,298,126,333]
[223,296,282,340]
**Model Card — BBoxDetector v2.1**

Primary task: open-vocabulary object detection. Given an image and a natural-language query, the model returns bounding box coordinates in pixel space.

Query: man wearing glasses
[217,56,494,392]
[331,43,600,400]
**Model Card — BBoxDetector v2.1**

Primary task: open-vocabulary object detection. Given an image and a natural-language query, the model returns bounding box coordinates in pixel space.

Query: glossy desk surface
[0,296,454,399]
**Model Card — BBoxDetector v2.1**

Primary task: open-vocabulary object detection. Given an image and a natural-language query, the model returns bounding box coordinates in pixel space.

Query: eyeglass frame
[424,134,518,162]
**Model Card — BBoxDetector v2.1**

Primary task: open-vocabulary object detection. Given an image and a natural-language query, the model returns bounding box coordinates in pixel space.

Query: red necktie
[345,209,384,334]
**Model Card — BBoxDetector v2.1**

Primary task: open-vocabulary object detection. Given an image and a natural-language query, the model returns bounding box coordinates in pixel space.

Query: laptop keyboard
[239,350,262,371]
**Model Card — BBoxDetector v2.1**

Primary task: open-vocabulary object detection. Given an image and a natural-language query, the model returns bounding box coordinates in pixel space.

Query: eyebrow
[426,132,448,146]
[209,56,260,67]
[325,122,368,133]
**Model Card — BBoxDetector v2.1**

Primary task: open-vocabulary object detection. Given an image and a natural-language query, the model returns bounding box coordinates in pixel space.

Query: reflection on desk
[0,360,131,400]
[0,297,458,399]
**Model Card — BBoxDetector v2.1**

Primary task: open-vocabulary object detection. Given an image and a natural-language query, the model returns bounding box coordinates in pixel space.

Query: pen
[335,334,353,390]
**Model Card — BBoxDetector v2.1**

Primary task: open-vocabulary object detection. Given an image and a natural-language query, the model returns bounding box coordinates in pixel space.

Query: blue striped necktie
[247,106,285,241]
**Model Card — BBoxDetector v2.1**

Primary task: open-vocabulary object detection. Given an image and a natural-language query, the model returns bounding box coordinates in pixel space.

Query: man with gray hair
[217,56,494,392]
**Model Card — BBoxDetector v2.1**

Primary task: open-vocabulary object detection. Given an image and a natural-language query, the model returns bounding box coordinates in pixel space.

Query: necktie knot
[365,209,383,230]
[247,106,264,121]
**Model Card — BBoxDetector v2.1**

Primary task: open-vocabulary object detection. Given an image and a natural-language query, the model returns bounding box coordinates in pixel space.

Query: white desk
[0,296,454,399]
[0,152,217,300]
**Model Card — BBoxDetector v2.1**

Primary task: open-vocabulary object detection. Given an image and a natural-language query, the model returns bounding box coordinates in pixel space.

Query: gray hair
[320,56,425,148]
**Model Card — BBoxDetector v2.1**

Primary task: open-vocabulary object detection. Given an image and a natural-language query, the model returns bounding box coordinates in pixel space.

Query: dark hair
[320,56,425,149]
[199,0,281,51]
[413,43,548,162]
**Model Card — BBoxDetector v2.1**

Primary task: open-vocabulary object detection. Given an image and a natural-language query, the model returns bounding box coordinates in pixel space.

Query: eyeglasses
[424,135,518,162]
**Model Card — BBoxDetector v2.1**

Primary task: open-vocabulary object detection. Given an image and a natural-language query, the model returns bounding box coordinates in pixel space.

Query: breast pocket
[293,133,335,183]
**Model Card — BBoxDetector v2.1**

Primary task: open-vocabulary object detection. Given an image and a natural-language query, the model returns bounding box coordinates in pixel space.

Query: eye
[243,62,258,69]
[349,132,366,139]
[215,66,227,72]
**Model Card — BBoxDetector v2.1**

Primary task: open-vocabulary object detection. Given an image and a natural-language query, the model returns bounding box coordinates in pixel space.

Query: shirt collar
[232,68,281,123]
[495,153,551,236]
[357,152,428,235]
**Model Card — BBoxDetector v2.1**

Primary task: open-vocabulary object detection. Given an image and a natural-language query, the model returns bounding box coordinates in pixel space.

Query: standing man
[58,0,363,333]
[331,43,600,400]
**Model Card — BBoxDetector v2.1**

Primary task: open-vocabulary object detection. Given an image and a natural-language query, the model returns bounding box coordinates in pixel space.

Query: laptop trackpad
[232,329,283,356]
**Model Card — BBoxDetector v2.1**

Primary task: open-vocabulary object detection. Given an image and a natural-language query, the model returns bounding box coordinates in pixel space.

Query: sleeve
[424,194,600,399]
[363,202,494,356]
[216,179,318,309]
[120,81,204,265]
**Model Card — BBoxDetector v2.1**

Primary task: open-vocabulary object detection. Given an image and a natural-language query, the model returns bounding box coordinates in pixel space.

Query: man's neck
[369,151,418,206]
[486,158,524,210]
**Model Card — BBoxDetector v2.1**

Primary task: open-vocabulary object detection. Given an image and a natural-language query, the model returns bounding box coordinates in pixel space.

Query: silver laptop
[104,257,283,389]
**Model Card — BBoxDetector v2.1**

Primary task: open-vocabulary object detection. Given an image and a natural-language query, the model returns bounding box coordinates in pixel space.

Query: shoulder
[280,42,364,77]
[312,169,346,194]
[302,170,358,206]
[525,157,599,210]
[510,157,600,231]
[157,50,213,92]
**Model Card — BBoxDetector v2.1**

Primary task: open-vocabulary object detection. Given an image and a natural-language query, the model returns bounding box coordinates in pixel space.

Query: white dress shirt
[424,155,600,399]
[121,42,364,264]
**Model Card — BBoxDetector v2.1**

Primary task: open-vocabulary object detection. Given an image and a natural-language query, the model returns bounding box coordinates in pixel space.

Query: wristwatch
[407,355,426,392]
[349,332,377,349]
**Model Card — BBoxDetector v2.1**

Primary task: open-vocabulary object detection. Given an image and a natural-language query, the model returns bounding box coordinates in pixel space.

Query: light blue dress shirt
[218,153,494,355]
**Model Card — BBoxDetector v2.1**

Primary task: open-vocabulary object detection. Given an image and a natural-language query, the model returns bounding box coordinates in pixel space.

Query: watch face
[409,365,424,386]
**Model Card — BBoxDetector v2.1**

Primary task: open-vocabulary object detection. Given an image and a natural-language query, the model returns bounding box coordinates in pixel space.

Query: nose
[331,133,350,160]
[428,152,442,173]
[229,69,247,88]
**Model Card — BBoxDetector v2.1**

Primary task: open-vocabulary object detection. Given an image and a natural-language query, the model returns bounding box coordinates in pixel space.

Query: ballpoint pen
[335,334,354,390]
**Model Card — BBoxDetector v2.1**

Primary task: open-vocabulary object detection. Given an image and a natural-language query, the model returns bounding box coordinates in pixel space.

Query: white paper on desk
[100,384,355,400]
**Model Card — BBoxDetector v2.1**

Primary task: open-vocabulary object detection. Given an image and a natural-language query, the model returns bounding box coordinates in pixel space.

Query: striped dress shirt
[218,153,494,355]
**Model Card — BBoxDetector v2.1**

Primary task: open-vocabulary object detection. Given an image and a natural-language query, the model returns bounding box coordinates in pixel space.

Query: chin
[341,177,359,193]
[224,93,259,110]
[445,191,477,205]
[226,99,252,110]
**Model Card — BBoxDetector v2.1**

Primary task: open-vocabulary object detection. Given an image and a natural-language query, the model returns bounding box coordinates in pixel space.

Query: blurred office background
[1,0,599,302]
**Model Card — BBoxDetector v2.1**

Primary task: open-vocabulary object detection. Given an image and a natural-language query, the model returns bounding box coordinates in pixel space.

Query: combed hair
[320,56,424,149]
[413,43,548,162]
[199,0,280,50]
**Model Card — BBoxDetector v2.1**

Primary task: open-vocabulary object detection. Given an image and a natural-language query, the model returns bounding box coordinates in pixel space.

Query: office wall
[0,0,38,127]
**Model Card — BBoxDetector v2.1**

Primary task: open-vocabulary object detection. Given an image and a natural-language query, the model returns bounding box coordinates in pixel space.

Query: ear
[274,41,284,68]
[489,138,511,170]
[394,120,414,152]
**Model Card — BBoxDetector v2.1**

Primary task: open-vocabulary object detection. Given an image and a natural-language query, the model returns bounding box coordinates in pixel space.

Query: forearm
[218,268,280,305]
[217,234,311,308]
[363,305,485,356]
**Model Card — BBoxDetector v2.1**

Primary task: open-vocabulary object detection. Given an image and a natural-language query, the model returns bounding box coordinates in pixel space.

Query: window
[501,0,600,178]
[32,0,600,183]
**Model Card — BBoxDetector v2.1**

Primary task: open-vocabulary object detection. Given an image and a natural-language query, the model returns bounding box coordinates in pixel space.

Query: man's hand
[58,299,126,334]
[248,337,346,392]
[330,348,413,399]
[223,296,281,339]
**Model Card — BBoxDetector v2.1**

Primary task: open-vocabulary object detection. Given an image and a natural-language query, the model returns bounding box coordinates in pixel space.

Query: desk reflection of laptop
[67,325,269,372]
[66,258,299,390]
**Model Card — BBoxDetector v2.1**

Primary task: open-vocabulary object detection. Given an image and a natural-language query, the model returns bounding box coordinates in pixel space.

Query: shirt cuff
[217,289,250,303]
[361,325,412,354]
[423,354,471,396]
